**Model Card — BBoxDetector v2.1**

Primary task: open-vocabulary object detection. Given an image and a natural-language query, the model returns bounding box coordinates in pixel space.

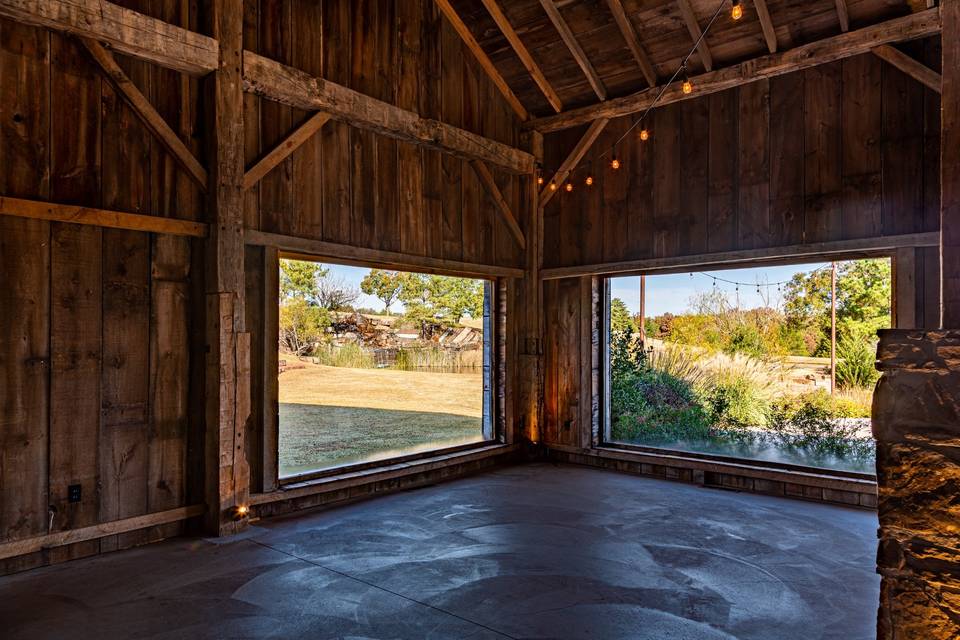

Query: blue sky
[315,261,833,317]
[610,262,832,317]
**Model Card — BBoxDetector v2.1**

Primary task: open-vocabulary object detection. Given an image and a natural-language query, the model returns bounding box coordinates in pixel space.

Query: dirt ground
[278,359,484,476]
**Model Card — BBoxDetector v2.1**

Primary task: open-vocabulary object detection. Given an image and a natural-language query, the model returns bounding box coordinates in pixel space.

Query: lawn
[278,359,484,476]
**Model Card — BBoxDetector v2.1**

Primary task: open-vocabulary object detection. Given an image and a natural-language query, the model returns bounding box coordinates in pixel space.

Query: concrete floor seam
[247,538,519,640]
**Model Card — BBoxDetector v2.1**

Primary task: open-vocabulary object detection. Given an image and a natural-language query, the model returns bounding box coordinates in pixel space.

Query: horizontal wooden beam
[0,505,205,560]
[243,112,331,190]
[81,38,209,190]
[540,232,940,279]
[434,0,529,121]
[872,44,942,93]
[528,8,942,132]
[0,0,218,76]
[0,196,207,236]
[245,229,525,279]
[469,160,526,250]
[242,51,535,175]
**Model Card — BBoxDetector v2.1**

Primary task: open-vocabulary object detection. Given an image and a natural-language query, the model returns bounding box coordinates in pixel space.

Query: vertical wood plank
[290,0,323,240]
[737,79,770,250]
[680,97,709,255]
[882,42,925,237]
[420,2,444,259]
[803,63,842,242]
[320,0,351,245]
[943,0,960,326]
[708,90,737,253]
[840,54,882,239]
[258,0,293,235]
[351,0,377,250]
[440,17,463,261]
[397,0,424,256]
[653,104,680,257]
[627,113,654,261]
[769,74,805,246]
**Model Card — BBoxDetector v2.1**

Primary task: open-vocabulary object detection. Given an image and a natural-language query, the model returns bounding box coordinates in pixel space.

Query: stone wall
[873,330,960,638]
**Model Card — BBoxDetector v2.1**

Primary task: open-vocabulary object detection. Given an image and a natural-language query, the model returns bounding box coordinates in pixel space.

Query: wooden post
[830,261,836,394]
[638,275,646,347]
[943,0,960,328]
[203,0,249,536]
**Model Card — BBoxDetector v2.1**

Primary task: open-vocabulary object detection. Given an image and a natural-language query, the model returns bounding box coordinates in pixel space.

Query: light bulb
[565,182,573,192]
[731,0,743,20]
[585,175,594,186]
[682,78,693,94]
[549,182,557,191]
[639,129,650,141]
[537,176,544,186]
[611,157,621,170]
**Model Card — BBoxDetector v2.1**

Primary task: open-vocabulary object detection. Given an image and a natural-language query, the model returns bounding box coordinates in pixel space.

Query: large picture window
[604,259,890,474]
[277,258,494,478]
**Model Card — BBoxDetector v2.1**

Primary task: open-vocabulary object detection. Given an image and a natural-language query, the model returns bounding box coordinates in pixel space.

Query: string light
[565,182,574,192]
[681,67,694,95]
[585,175,594,186]
[549,182,557,191]
[731,0,743,20]
[610,156,621,170]
[639,128,650,141]
[537,176,544,186]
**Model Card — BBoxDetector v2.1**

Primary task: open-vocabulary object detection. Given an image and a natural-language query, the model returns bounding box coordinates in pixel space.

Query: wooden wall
[0,0,205,573]
[0,0,527,572]
[539,43,943,449]
[242,0,525,270]
[542,45,942,269]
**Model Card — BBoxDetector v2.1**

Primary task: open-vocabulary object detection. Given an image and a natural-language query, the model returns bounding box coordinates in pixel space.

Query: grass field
[278,358,484,476]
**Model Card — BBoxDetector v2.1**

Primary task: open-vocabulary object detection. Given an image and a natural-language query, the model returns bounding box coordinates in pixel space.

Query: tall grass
[313,343,375,369]
[313,342,483,372]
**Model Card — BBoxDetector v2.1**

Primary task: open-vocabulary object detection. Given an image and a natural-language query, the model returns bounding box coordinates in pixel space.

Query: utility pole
[639,275,646,347]
[830,262,837,395]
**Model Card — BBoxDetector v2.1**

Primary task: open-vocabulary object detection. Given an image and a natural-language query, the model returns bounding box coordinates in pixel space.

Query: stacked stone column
[873,329,960,638]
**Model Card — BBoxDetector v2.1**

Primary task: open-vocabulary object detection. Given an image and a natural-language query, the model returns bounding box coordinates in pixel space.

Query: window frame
[598,256,898,482]
[269,250,506,487]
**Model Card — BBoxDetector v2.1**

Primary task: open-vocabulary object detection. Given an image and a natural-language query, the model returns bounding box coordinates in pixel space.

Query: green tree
[279,298,330,356]
[280,259,327,301]
[360,269,404,315]
[399,274,485,338]
[610,298,636,336]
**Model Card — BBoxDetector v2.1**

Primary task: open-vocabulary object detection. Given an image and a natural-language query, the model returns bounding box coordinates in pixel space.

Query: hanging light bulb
[639,128,650,141]
[549,182,557,191]
[585,175,594,186]
[565,181,574,192]
[610,156,621,170]
[731,0,743,21]
[537,175,544,186]
[682,73,694,95]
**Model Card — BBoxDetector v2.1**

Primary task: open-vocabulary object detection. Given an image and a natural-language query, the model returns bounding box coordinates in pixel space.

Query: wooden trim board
[0,196,207,237]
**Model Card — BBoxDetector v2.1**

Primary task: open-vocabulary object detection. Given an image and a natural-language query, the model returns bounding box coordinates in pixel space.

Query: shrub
[836,336,880,390]
[766,394,874,460]
[313,342,375,368]
[279,298,330,356]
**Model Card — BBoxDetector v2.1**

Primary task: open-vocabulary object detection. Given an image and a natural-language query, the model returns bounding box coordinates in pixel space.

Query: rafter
[0,0,217,75]
[753,0,779,53]
[676,0,714,71]
[605,0,658,88]
[243,112,331,190]
[872,44,941,93]
[539,118,609,208]
[528,8,941,133]
[469,160,526,249]
[81,38,208,190]
[479,0,564,113]
[835,0,851,32]
[538,0,607,101]
[433,0,529,121]
[242,51,535,175]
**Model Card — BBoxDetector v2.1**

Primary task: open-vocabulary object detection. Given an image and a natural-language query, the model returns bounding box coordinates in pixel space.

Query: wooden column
[943,0,960,327]
[203,0,250,535]
[517,131,544,445]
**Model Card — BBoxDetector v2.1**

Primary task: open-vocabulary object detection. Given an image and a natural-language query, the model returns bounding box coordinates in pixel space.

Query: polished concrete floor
[0,464,879,639]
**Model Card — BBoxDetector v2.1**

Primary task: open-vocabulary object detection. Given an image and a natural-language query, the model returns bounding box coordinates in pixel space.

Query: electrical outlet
[68,484,82,503]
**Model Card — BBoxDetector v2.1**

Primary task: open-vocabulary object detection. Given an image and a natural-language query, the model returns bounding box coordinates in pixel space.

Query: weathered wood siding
[242,0,524,269]
[542,47,942,269]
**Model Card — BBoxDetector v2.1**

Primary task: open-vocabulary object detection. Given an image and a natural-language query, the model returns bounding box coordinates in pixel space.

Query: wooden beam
[676,0,714,71]
[204,0,248,537]
[540,232,941,279]
[469,160,526,249]
[753,0,779,53]
[538,0,607,101]
[434,0,529,121]
[539,118,609,207]
[872,44,942,93]
[0,196,206,236]
[81,38,209,190]
[0,505,205,561]
[242,51,535,175]
[245,230,525,280]
[835,0,851,32]
[604,0,658,87]
[479,0,563,112]
[243,112,331,190]
[0,0,217,75]
[943,0,960,326]
[528,8,941,132]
